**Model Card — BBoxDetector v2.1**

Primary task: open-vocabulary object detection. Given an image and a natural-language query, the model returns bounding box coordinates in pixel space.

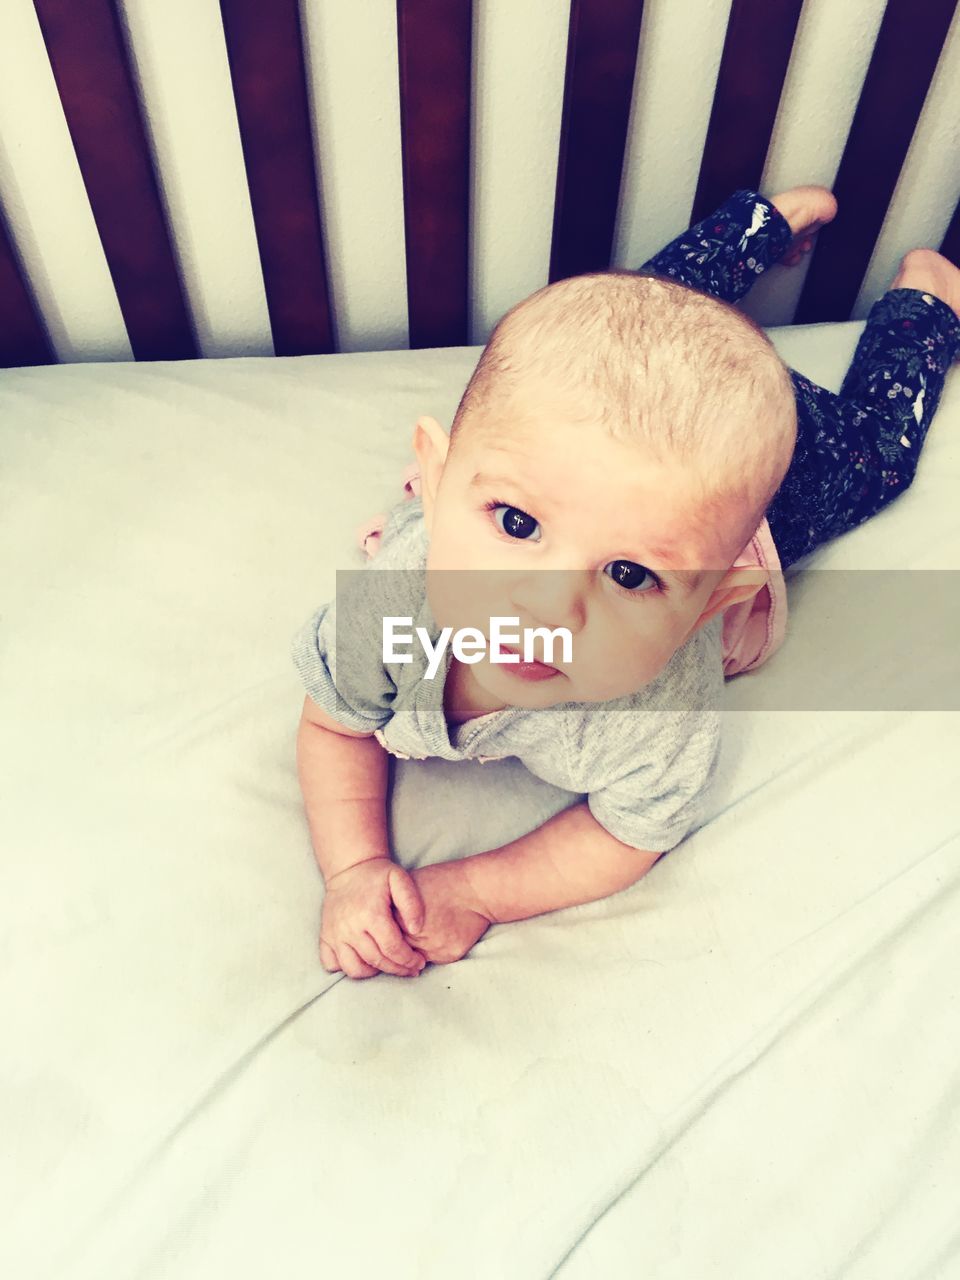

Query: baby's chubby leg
[832,249,960,430]
[767,249,960,566]
[640,185,836,303]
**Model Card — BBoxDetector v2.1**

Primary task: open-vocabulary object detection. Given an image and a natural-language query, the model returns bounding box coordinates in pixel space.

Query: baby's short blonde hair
[451,271,797,559]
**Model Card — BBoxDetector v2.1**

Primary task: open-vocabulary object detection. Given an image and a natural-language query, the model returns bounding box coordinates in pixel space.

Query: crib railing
[1,0,958,369]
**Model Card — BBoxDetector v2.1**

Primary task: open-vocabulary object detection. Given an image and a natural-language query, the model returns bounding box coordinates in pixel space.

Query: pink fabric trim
[358,464,423,558]
[720,519,787,676]
[358,466,787,677]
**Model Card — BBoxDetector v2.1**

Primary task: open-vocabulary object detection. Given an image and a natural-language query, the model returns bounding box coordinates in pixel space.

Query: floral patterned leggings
[641,189,960,567]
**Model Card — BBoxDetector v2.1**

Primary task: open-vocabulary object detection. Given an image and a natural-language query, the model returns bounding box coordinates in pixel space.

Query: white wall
[0,0,958,363]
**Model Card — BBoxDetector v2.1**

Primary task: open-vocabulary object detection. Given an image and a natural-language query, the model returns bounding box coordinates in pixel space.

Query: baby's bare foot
[769,185,838,266]
[891,248,960,322]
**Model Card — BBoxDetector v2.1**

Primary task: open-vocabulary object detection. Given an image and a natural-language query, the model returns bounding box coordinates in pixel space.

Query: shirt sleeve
[587,705,721,852]
[291,594,397,732]
[580,618,725,853]
[292,502,430,731]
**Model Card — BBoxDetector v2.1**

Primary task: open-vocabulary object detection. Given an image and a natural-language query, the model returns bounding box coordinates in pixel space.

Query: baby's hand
[403,862,492,966]
[319,857,427,980]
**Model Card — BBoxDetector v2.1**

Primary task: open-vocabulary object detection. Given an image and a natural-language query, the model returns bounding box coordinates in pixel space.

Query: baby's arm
[405,803,660,964]
[296,695,426,979]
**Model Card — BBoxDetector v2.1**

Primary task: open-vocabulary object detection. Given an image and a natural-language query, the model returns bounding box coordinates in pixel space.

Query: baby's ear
[692,566,767,632]
[411,416,450,531]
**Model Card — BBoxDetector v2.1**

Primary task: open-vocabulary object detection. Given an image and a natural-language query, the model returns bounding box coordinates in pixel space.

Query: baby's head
[413,271,797,708]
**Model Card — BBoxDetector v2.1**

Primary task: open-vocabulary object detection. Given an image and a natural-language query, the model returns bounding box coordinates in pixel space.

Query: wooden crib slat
[33,0,198,361]
[795,0,959,324]
[397,0,472,349]
[0,207,55,368]
[549,0,646,282]
[939,200,960,269]
[220,0,335,356]
[692,0,804,223]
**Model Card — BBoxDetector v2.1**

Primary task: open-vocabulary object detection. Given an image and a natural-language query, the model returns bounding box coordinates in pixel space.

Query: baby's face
[421,390,739,711]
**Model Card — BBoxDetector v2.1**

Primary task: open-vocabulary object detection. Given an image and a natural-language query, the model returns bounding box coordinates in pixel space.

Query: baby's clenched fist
[402,862,492,966]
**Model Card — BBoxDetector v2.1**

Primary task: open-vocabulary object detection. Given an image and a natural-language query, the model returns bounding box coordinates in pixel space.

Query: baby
[293,185,960,980]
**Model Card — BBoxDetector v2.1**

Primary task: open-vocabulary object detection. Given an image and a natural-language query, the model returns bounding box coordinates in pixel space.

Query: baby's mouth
[495,644,563,681]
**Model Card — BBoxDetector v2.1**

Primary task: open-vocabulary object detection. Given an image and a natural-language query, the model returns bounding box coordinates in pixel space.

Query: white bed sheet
[2,325,959,1280]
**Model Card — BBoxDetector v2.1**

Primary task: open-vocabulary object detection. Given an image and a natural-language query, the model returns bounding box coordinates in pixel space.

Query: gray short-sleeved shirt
[292,499,724,853]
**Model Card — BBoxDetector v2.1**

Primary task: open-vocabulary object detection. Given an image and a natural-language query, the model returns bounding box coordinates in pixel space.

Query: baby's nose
[508,570,587,633]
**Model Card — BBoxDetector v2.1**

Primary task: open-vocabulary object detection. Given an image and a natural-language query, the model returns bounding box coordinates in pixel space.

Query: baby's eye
[604,559,658,592]
[491,504,541,541]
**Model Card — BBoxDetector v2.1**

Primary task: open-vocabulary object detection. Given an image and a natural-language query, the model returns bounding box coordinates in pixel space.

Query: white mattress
[2,325,959,1280]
